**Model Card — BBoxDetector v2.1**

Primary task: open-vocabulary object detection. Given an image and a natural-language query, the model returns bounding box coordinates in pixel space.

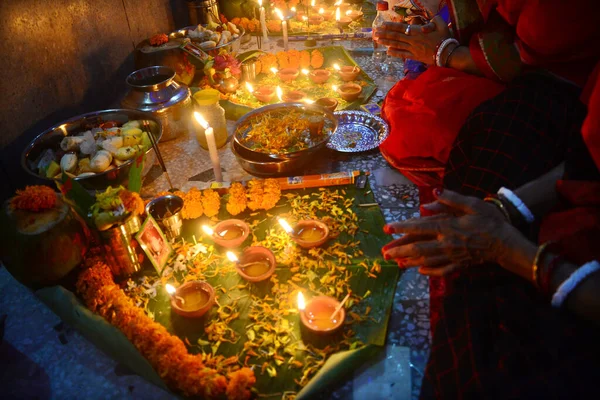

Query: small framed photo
[136,215,173,274]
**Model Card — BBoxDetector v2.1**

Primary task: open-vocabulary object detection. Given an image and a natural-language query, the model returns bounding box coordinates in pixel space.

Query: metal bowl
[327,110,389,152]
[233,103,338,161]
[22,109,162,191]
[168,25,245,53]
[231,140,316,177]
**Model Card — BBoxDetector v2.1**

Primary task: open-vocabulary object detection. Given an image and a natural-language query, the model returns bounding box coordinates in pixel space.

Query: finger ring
[405,25,411,35]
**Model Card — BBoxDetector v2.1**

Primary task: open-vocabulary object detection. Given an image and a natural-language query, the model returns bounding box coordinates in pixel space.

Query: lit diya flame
[304,98,315,104]
[346,10,352,16]
[258,0,262,6]
[311,0,315,7]
[333,63,341,71]
[332,84,338,92]
[302,15,308,21]
[318,7,324,14]
[226,251,239,263]
[165,283,177,295]
[193,112,209,130]
[297,291,306,312]
[291,6,296,12]
[278,218,294,235]
[274,7,284,20]
[270,67,278,74]
[276,86,283,102]
[245,81,254,93]
[335,7,340,21]
[301,68,310,76]
[201,225,214,236]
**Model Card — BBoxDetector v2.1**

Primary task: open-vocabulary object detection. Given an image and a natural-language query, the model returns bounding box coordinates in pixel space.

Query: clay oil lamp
[319,8,335,21]
[333,63,361,82]
[166,282,215,318]
[315,97,338,112]
[278,218,329,249]
[282,90,306,103]
[295,10,306,21]
[308,14,324,25]
[247,82,276,103]
[226,248,276,283]
[346,9,363,21]
[201,220,250,248]
[298,291,349,334]
[336,83,362,101]
[278,67,300,82]
[309,69,331,84]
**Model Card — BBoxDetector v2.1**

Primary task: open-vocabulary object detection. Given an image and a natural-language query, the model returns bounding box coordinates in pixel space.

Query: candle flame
[332,84,338,92]
[165,284,176,295]
[270,67,278,74]
[334,0,342,5]
[274,7,284,20]
[278,218,294,234]
[318,7,324,14]
[245,81,254,93]
[333,63,341,71]
[226,251,239,263]
[276,86,283,102]
[194,112,209,130]
[258,0,262,6]
[201,225,214,236]
[297,292,306,311]
[301,68,309,75]
[335,7,340,21]
[346,10,352,16]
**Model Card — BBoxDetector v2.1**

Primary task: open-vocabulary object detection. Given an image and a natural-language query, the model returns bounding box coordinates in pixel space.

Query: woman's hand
[382,189,524,276]
[373,16,450,64]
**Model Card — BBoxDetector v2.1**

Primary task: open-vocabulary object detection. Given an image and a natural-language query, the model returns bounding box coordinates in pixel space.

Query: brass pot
[99,215,143,279]
[0,197,89,288]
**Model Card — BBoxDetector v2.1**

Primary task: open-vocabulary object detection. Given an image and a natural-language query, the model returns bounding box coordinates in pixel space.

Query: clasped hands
[372,16,450,64]
[382,189,523,276]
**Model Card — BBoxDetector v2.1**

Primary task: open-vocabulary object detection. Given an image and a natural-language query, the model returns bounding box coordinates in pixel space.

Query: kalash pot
[122,66,192,142]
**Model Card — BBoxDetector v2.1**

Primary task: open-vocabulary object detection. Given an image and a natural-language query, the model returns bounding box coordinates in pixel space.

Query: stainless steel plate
[168,25,245,52]
[328,111,389,153]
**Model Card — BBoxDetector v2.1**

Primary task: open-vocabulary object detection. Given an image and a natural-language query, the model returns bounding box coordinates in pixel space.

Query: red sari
[380,0,600,181]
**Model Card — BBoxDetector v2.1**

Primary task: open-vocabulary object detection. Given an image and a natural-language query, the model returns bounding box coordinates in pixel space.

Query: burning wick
[318,7,324,14]
[245,81,254,93]
[332,84,338,92]
[226,251,256,269]
[297,291,306,312]
[278,218,296,236]
[165,284,185,304]
[201,225,214,236]
[333,63,341,71]
[301,68,310,76]
[304,98,315,104]
[345,10,352,16]
[270,67,278,74]
[291,6,296,12]
[276,86,283,102]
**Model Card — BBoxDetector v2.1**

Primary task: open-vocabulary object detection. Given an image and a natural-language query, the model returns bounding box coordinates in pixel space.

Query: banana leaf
[35,180,399,398]
[222,46,377,121]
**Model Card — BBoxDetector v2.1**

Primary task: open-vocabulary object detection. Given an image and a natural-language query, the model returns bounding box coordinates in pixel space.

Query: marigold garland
[76,249,255,399]
[11,185,58,212]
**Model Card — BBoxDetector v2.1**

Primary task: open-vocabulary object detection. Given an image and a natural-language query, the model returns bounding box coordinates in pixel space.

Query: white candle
[258,0,268,44]
[275,8,288,51]
[194,112,223,182]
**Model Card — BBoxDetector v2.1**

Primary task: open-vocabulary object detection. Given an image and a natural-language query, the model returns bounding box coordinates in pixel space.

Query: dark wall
[0,0,188,202]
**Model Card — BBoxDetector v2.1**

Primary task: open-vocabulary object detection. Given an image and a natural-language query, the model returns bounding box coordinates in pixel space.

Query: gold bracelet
[532,242,551,289]
[484,197,511,224]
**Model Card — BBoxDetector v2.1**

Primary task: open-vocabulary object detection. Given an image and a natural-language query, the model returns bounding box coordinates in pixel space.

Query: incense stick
[330,292,351,320]
[142,121,174,191]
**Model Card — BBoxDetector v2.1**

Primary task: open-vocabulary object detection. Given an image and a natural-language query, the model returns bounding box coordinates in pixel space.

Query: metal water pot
[121,66,192,142]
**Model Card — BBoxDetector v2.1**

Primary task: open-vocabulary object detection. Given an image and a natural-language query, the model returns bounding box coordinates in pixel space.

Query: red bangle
[541,255,563,296]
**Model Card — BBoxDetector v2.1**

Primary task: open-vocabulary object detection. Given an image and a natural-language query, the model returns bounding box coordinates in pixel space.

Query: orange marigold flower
[299,50,311,69]
[310,49,324,68]
[149,33,169,46]
[202,189,221,218]
[179,188,204,219]
[11,185,57,212]
[119,190,144,216]
[226,368,256,400]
